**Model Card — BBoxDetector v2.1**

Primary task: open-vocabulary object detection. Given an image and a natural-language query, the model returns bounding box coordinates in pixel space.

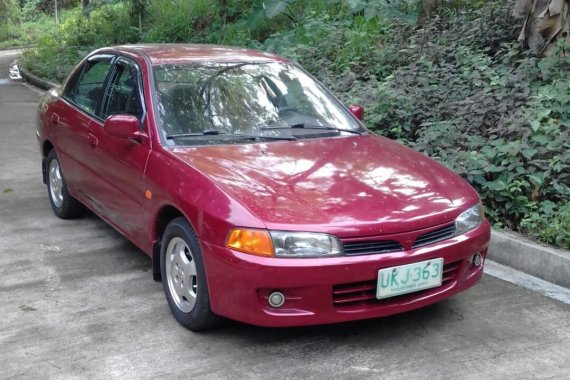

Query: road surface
[1,49,569,379]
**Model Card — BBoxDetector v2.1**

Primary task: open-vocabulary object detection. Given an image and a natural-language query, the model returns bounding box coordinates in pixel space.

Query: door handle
[51,113,60,126]
[88,133,98,147]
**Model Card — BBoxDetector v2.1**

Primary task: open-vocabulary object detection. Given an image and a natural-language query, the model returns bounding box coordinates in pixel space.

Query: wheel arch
[41,140,55,184]
[42,140,54,157]
[152,204,188,282]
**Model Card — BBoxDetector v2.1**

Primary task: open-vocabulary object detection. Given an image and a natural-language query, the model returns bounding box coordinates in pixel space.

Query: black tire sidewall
[160,217,216,331]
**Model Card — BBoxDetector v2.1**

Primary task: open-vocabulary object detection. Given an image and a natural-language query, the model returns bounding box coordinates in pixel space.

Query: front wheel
[46,149,85,219]
[160,217,220,331]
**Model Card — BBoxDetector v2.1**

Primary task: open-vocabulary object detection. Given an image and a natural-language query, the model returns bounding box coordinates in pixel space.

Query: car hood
[171,134,479,237]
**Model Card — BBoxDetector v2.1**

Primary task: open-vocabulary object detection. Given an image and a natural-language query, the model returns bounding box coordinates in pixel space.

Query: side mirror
[104,114,142,141]
[349,105,364,121]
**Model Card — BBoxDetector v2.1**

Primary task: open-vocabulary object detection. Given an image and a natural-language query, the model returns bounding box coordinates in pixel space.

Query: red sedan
[36,44,490,331]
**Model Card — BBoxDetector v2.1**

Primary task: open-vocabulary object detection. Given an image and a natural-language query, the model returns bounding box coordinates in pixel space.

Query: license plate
[377,258,444,299]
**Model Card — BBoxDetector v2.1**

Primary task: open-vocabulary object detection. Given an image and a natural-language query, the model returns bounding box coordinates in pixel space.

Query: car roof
[96,44,289,65]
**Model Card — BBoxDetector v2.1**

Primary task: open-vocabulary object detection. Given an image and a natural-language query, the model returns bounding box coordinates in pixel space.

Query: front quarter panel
[144,148,266,247]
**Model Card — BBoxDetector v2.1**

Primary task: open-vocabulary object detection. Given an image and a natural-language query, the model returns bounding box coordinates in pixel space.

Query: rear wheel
[160,217,220,331]
[46,149,85,219]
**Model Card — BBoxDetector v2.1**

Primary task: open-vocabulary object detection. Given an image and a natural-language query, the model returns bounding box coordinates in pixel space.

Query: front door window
[101,61,144,121]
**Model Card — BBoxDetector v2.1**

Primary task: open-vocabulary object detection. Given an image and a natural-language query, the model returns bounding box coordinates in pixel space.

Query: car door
[82,57,153,246]
[51,55,114,197]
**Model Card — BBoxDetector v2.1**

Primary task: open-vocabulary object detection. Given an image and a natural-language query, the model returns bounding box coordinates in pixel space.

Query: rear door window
[65,57,113,116]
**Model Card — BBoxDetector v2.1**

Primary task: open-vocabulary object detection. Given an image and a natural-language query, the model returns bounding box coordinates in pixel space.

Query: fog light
[268,291,285,308]
[472,253,482,267]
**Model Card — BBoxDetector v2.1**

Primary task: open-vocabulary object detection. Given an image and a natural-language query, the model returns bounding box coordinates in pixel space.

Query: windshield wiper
[166,129,226,139]
[244,134,297,141]
[166,130,297,141]
[260,123,362,135]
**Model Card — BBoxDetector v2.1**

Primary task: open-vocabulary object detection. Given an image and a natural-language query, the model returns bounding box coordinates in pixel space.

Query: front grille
[413,224,456,248]
[332,260,462,308]
[343,240,404,256]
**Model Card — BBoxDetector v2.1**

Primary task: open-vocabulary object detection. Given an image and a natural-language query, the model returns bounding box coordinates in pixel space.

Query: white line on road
[485,259,570,305]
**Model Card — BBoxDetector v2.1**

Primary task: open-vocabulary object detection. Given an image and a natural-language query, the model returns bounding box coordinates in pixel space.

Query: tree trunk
[513,0,570,56]
[81,0,90,9]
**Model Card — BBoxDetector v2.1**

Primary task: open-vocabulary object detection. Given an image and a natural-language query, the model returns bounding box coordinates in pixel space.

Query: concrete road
[1,50,569,379]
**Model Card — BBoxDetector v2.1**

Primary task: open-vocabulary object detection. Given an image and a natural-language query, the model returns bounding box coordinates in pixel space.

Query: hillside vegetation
[5,0,570,248]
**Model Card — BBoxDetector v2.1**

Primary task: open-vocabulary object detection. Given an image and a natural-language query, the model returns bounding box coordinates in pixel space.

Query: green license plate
[377,258,444,299]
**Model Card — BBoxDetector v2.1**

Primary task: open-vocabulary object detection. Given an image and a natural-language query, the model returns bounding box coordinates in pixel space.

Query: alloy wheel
[49,159,64,208]
[165,237,198,313]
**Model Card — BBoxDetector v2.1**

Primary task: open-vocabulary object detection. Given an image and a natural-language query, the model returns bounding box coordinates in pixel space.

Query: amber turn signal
[226,228,274,257]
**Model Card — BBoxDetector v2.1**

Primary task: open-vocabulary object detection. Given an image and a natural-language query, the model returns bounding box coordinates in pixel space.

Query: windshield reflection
[153,62,363,145]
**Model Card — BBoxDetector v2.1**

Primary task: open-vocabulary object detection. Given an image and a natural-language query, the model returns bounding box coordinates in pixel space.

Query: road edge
[484,260,570,305]
[488,230,570,289]
[19,63,59,90]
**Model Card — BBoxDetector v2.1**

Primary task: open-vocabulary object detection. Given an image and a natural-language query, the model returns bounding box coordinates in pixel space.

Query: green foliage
[21,4,138,81]
[62,4,137,46]
[0,0,20,23]
[521,201,570,249]
[1,0,76,48]
[141,0,219,43]
[20,0,43,22]
[346,0,419,22]
[0,23,18,46]
[263,0,294,20]
[0,0,20,43]
[23,33,84,81]
[263,3,416,79]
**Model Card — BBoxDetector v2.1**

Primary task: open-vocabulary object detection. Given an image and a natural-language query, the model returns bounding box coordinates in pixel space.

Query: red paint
[37,44,491,327]
[349,105,364,120]
[202,222,489,326]
[104,114,145,141]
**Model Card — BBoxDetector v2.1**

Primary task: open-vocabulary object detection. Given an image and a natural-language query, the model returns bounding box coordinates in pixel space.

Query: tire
[46,149,85,219]
[160,217,220,331]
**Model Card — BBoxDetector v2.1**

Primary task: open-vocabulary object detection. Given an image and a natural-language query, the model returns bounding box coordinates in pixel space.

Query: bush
[20,0,43,23]
[521,201,570,248]
[141,0,215,43]
[0,0,20,46]
[21,4,138,82]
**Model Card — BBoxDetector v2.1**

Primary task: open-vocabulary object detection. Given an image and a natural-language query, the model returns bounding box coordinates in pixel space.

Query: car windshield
[153,62,364,146]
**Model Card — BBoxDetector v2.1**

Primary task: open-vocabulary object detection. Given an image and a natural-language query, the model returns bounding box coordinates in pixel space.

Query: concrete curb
[18,63,60,90]
[489,230,570,289]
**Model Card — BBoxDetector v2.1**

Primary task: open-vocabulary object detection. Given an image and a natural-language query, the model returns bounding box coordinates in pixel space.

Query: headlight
[271,231,343,258]
[226,228,343,258]
[455,203,484,236]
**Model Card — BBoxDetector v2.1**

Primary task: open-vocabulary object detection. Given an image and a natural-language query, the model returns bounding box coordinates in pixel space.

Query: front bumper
[201,221,490,327]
